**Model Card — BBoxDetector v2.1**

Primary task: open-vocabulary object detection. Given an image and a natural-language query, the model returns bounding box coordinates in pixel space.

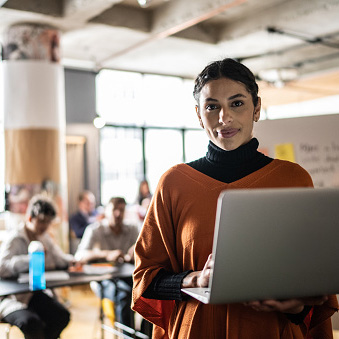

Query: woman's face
[196,77,261,151]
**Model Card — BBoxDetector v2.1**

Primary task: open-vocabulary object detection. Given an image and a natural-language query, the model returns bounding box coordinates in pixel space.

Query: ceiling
[1,0,339,108]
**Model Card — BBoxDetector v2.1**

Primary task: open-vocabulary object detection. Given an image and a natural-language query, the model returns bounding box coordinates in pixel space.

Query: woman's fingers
[204,254,214,270]
[197,254,214,287]
[244,295,329,313]
[299,296,328,306]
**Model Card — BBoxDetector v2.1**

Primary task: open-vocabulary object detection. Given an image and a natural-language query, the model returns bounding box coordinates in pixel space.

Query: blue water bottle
[28,241,46,291]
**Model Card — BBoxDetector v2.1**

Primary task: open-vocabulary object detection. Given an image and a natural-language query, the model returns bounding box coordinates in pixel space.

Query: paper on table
[82,264,117,275]
[18,271,70,284]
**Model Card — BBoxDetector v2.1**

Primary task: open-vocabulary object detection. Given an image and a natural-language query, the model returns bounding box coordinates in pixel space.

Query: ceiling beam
[89,4,150,32]
[98,0,246,65]
[217,0,339,42]
[244,44,339,78]
[173,24,218,44]
[3,0,62,16]
[150,0,245,37]
[63,0,123,22]
[295,52,339,79]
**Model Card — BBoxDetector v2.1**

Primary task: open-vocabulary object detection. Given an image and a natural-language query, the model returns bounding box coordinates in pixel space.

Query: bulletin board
[253,114,339,188]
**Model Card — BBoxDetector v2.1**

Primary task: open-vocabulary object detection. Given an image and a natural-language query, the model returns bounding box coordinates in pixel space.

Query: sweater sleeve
[142,269,192,300]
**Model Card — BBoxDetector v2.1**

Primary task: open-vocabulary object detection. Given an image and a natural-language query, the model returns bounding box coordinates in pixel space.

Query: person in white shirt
[0,194,72,339]
[75,196,139,329]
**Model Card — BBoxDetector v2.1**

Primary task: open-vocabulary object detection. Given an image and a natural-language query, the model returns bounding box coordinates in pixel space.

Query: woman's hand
[181,254,214,288]
[244,295,328,314]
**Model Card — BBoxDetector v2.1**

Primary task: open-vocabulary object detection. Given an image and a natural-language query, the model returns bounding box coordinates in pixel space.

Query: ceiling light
[93,114,105,129]
[137,0,151,8]
[137,0,170,8]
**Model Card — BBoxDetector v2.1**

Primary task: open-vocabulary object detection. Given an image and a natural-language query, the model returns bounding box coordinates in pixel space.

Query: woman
[132,58,338,338]
[137,180,152,206]
[0,194,72,339]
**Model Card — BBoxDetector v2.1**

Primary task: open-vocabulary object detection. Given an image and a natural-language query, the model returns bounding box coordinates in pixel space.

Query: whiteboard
[253,114,339,188]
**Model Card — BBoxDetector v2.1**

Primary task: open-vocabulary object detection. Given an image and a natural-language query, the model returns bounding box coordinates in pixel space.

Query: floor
[2,287,339,339]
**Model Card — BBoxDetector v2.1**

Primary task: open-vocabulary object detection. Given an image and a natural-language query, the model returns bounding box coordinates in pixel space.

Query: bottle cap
[28,240,44,253]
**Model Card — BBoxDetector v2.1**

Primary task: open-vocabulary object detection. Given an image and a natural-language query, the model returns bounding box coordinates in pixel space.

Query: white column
[1,23,68,250]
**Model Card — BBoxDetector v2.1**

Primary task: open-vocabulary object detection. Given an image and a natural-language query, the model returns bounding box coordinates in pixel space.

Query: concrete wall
[64,68,100,203]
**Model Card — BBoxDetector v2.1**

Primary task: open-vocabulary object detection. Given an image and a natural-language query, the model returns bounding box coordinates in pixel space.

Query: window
[145,129,183,192]
[185,130,209,163]
[96,69,197,128]
[97,70,202,204]
[96,70,144,126]
[100,127,143,205]
[99,125,206,204]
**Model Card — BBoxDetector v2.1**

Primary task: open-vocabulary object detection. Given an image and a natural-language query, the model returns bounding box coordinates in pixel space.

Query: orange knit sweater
[132,160,338,339]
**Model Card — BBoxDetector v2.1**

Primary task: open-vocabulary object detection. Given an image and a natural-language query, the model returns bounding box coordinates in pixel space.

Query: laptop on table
[181,187,339,304]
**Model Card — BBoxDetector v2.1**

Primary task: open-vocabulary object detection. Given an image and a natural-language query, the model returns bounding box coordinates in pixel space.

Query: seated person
[69,190,99,239]
[75,196,139,329]
[0,194,73,339]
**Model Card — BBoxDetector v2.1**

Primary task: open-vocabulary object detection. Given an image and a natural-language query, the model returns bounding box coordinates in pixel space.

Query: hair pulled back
[193,58,259,107]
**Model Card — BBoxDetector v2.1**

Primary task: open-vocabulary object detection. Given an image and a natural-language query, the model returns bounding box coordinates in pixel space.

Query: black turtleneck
[187,138,273,183]
[142,139,308,324]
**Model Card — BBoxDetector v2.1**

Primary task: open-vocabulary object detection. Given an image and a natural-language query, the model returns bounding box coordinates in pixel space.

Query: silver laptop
[181,187,339,304]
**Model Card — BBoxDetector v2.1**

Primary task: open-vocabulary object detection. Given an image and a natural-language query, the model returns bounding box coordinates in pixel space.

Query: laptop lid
[182,187,339,304]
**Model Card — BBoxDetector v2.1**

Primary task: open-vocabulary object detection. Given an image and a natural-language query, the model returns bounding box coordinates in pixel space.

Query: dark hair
[26,194,57,219]
[109,197,126,206]
[193,58,259,107]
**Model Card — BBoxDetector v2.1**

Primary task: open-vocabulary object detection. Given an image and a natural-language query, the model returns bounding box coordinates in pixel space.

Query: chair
[102,297,115,325]
[98,280,150,339]
[101,298,150,339]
